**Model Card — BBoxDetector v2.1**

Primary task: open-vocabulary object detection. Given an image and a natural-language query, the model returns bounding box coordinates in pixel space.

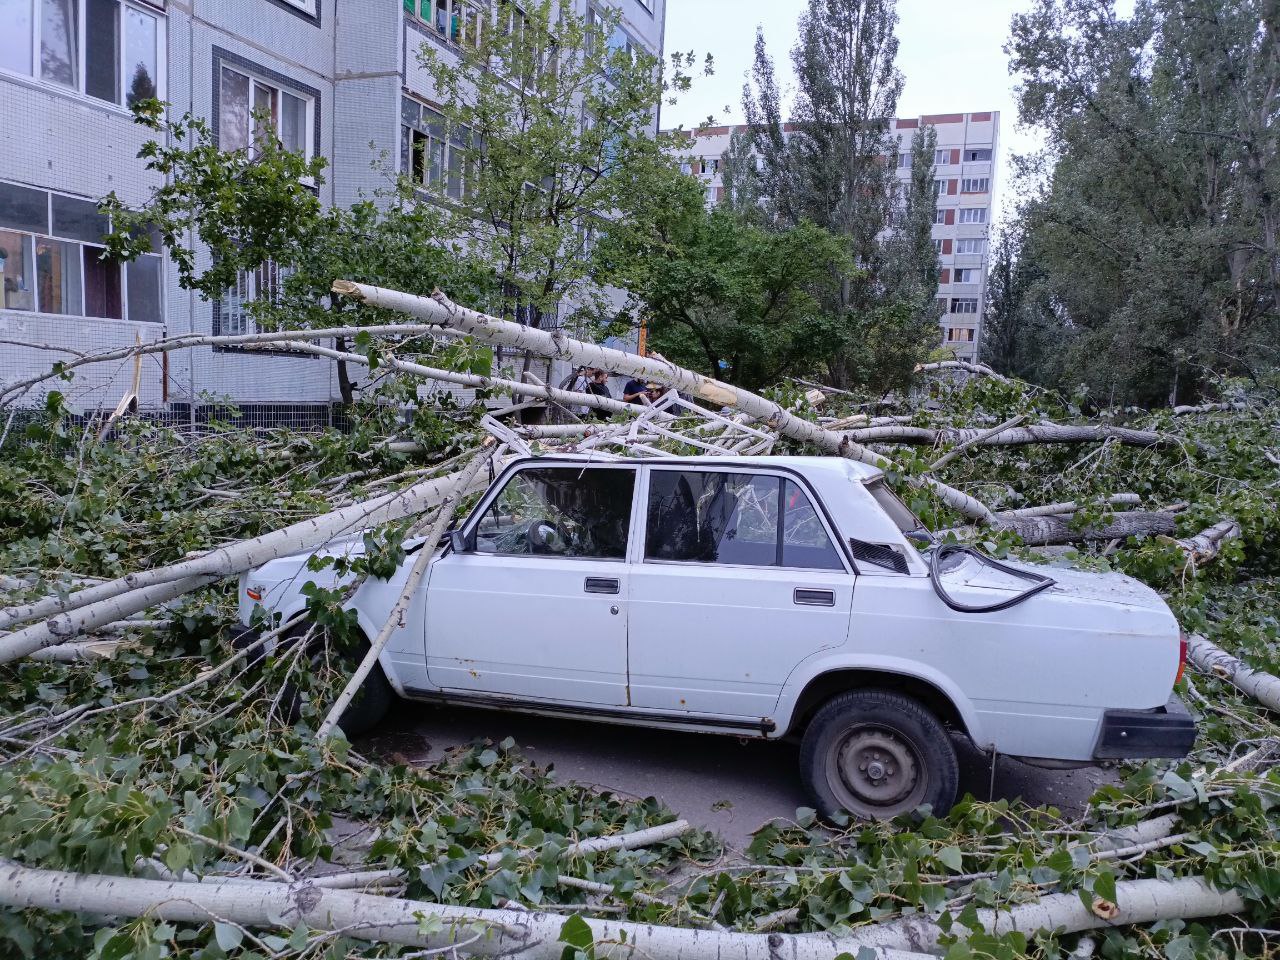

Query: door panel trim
[402,687,777,733]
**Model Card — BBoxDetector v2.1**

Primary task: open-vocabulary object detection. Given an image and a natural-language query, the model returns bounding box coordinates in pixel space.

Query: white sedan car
[239,455,1195,819]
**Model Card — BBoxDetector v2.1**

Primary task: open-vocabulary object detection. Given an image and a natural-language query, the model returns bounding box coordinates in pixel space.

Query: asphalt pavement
[360,700,1117,849]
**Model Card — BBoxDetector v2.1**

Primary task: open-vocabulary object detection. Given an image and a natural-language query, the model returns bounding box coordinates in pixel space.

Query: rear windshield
[866,479,923,534]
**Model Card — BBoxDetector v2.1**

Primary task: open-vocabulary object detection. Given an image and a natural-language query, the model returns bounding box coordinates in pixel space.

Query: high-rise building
[668,111,1000,362]
[0,0,666,423]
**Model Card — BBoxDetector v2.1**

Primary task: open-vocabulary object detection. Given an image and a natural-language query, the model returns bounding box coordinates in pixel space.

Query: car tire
[263,620,395,737]
[800,689,959,821]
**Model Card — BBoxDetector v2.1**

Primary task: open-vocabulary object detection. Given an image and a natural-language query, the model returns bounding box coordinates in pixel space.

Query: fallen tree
[330,281,998,523]
[0,863,1249,959]
[1187,633,1280,713]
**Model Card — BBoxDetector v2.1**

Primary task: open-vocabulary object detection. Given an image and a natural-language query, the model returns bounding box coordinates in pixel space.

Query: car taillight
[246,587,262,602]
[1176,630,1188,685]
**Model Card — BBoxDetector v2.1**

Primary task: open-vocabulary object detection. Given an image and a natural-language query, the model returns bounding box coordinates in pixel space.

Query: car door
[627,466,855,720]
[424,462,637,706]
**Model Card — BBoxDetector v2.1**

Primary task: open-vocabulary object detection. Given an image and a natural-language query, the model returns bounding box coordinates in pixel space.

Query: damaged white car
[239,455,1195,820]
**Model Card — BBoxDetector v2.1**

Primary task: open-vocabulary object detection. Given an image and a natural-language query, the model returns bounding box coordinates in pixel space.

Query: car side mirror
[448,529,471,554]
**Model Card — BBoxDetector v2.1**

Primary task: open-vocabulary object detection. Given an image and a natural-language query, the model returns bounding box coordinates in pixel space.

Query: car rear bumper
[1093,695,1196,760]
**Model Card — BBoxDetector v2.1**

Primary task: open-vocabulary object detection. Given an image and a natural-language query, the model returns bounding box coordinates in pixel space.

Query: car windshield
[865,479,925,535]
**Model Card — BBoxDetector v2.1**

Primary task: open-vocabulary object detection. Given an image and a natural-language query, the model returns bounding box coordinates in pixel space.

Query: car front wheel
[800,690,959,821]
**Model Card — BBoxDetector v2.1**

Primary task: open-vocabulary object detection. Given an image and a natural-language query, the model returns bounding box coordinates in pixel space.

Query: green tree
[1006,0,1280,404]
[101,104,493,405]
[742,0,940,390]
[601,177,852,390]
[415,0,699,334]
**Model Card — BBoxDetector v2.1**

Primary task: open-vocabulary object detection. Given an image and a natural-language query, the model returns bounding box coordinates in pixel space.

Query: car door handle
[584,577,620,595]
[794,588,835,607]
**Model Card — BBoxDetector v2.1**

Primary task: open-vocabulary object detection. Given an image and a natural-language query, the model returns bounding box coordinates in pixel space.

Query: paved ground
[362,701,1117,850]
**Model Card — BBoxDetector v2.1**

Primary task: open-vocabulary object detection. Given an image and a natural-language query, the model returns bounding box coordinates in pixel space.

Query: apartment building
[669,112,1000,362]
[0,0,665,422]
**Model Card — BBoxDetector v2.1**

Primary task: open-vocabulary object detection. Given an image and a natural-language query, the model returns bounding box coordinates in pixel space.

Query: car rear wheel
[800,690,959,821]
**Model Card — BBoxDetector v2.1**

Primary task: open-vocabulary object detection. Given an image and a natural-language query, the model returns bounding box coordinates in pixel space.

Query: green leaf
[936,845,964,872]
[558,914,594,955]
[214,922,244,951]
[99,933,134,960]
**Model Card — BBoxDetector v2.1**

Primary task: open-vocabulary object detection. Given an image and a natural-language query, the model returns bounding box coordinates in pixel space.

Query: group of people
[566,367,672,420]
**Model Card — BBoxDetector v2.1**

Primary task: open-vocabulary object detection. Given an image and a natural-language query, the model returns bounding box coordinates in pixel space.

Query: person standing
[623,377,650,404]
[585,369,614,420]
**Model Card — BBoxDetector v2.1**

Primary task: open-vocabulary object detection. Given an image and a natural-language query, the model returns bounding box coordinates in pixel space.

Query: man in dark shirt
[585,369,613,420]
[623,378,649,404]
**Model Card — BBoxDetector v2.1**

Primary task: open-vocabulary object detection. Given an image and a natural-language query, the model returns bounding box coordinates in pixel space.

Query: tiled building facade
[0,0,666,420]
[668,111,1000,362]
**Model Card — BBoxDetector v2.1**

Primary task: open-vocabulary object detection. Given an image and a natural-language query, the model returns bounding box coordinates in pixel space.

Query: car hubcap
[830,726,925,815]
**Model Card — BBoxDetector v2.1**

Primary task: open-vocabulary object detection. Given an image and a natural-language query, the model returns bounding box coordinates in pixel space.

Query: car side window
[782,480,845,570]
[645,471,844,571]
[474,467,635,559]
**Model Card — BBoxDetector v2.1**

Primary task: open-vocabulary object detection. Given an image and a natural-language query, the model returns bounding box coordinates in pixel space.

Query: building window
[218,63,314,160]
[964,148,992,162]
[932,239,944,255]
[958,207,987,224]
[217,260,289,337]
[1,0,164,106]
[898,153,911,169]
[955,238,985,255]
[0,180,162,321]
[950,297,978,314]
[953,268,979,284]
[946,327,975,342]
[405,0,483,48]
[278,0,318,15]
[960,177,990,193]
[932,179,947,197]
[934,149,950,165]
[400,95,477,202]
[933,209,948,225]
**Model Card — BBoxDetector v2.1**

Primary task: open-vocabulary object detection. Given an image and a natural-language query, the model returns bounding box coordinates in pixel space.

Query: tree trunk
[1187,634,1280,713]
[331,282,996,523]
[0,864,1245,960]
[992,511,1178,546]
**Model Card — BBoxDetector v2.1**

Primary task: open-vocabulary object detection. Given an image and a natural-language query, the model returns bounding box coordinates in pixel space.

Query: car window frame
[635,464,855,574]
[459,459,641,563]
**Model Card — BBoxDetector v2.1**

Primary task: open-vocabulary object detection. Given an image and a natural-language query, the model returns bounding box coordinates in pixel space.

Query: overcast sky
[661,0,1047,221]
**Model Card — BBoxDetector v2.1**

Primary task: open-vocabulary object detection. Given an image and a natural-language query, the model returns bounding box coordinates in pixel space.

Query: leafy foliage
[1001,0,1280,405]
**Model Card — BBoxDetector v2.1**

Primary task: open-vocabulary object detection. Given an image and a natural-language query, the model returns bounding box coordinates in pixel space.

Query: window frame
[958,207,987,224]
[960,177,990,193]
[638,464,853,574]
[953,267,979,284]
[460,461,642,562]
[400,94,479,202]
[213,48,320,165]
[0,0,167,108]
[0,179,163,323]
[955,237,985,255]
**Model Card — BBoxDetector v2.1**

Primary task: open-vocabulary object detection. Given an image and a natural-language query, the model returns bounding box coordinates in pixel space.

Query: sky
[660,0,1047,221]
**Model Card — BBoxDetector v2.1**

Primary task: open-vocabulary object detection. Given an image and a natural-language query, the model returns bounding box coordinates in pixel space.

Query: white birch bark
[997,495,1141,519]
[1187,633,1280,712]
[0,470,488,663]
[1175,520,1241,565]
[847,422,1181,450]
[331,281,996,523]
[0,863,1245,959]
[914,360,1012,383]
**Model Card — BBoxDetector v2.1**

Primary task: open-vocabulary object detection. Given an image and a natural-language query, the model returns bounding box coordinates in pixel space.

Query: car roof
[509,453,884,483]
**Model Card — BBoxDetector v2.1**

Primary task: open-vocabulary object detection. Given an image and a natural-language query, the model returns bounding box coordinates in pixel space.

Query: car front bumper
[1093,695,1196,760]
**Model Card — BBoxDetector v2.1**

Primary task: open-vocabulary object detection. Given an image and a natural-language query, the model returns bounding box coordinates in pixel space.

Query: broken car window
[475,467,634,559]
[645,471,843,570]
